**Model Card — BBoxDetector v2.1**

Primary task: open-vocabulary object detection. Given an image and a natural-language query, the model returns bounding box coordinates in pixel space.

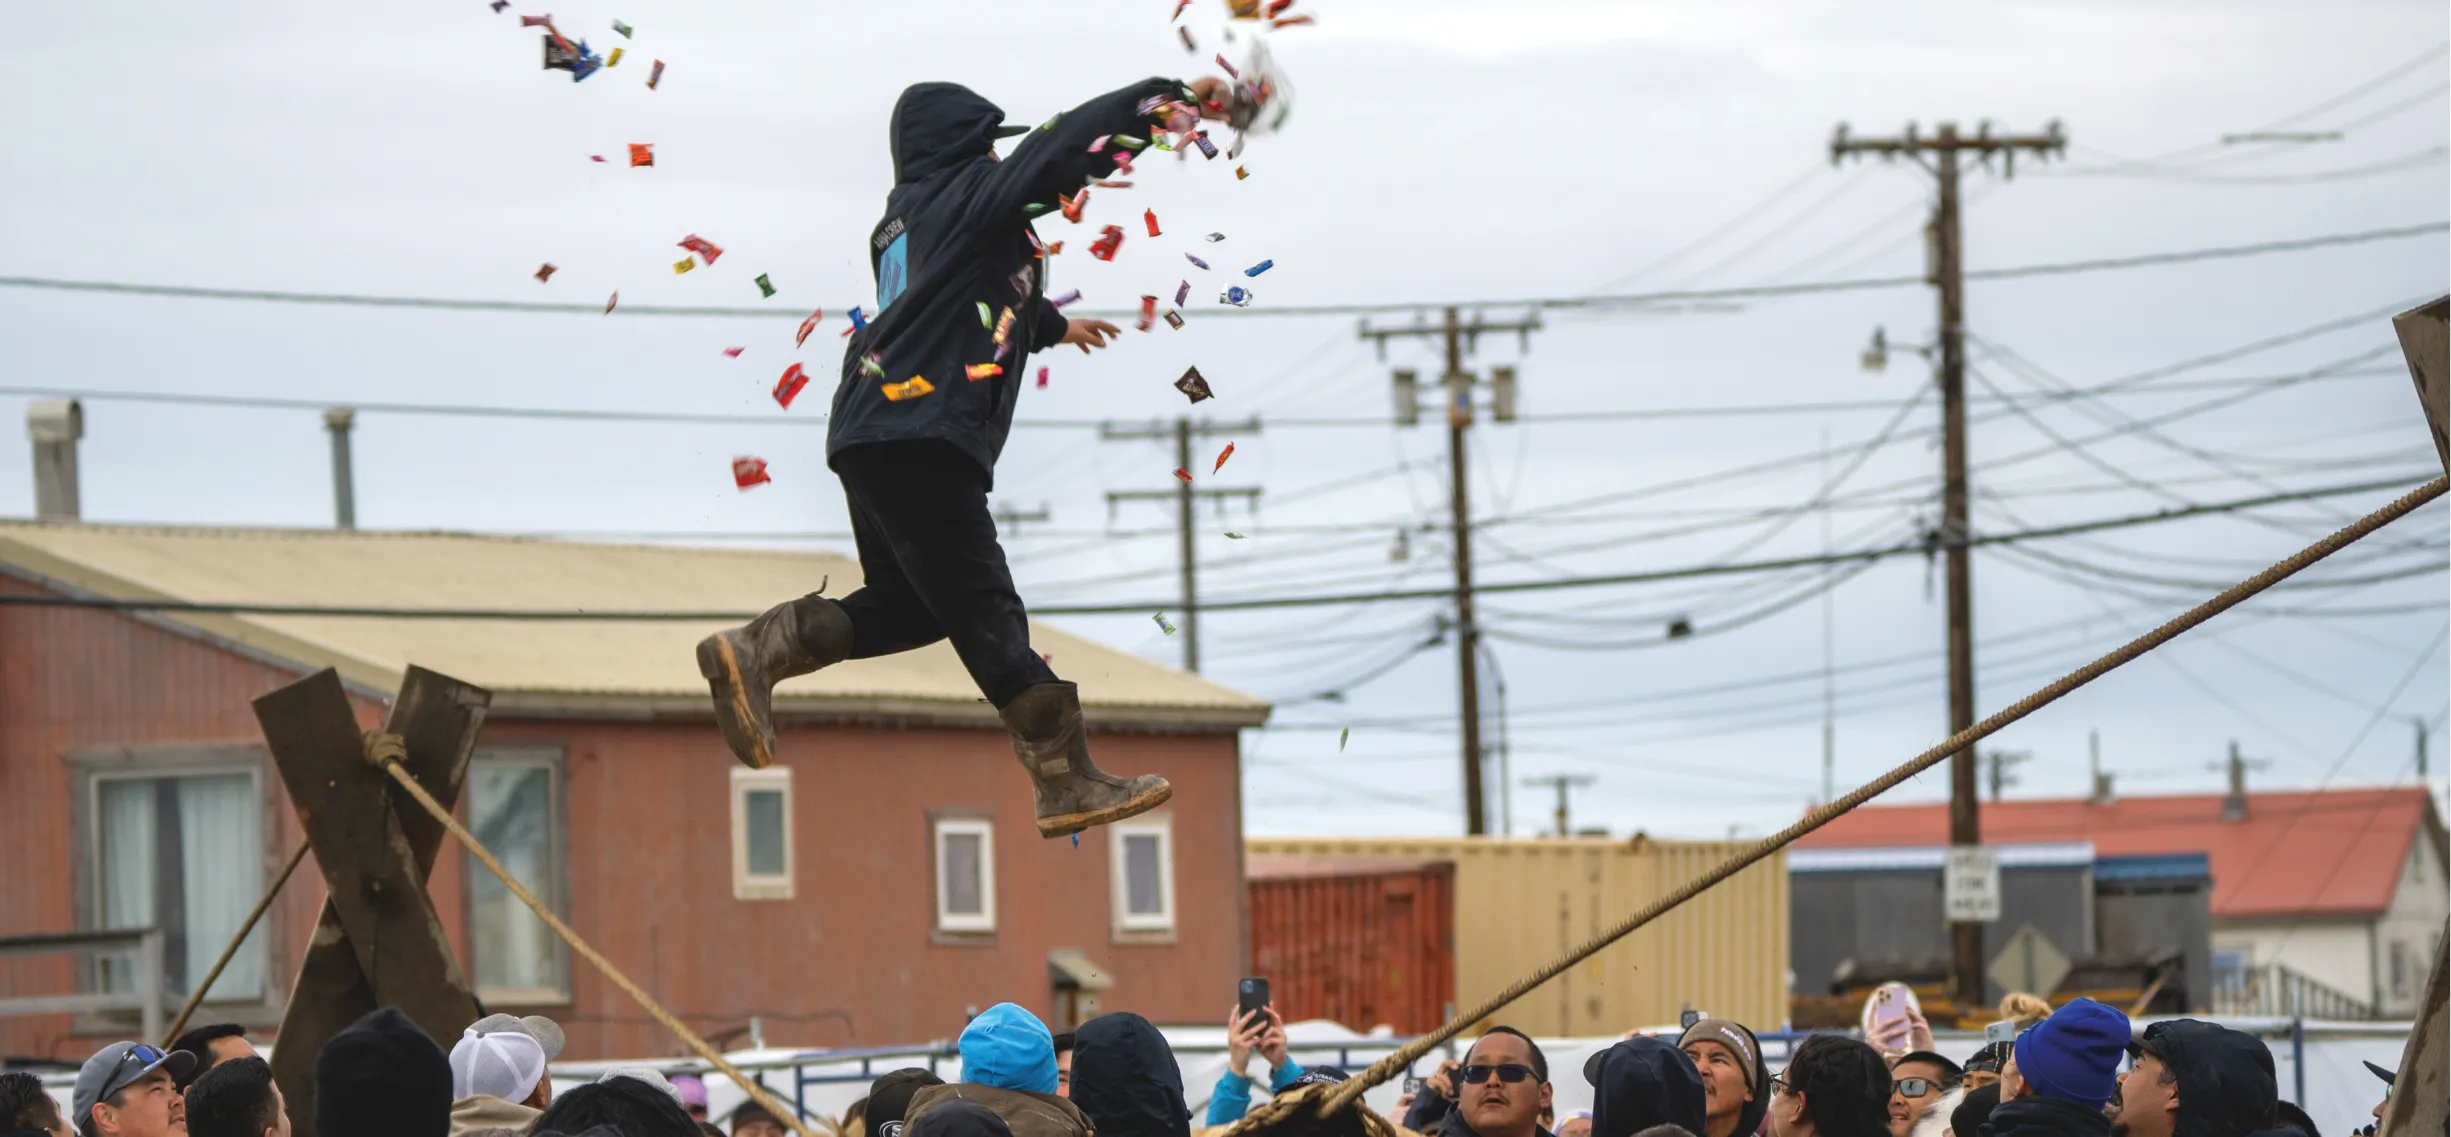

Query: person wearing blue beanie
[958,1005,1061,1094]
[2014,999,2129,1109]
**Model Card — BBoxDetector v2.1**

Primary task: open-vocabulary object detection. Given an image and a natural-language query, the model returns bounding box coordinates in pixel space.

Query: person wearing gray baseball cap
[73,1042,196,1137]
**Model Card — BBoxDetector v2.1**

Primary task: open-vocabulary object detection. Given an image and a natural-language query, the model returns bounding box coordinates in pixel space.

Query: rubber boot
[1001,681,1173,838]
[696,594,852,769]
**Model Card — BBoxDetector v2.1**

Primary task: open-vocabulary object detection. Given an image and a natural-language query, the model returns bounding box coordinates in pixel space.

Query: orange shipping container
[1247,856,1456,1033]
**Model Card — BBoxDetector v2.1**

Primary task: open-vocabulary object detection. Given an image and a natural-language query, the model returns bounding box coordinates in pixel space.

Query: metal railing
[0,928,169,1043]
[2213,961,2377,1020]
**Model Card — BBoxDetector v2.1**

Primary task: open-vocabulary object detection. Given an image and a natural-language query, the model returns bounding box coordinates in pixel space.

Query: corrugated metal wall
[1245,838,1788,1034]
[1249,863,1454,1032]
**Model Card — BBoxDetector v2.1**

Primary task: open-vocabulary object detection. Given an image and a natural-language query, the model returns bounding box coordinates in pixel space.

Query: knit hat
[1673,1019,1757,1092]
[316,1007,454,1137]
[867,1069,948,1137]
[2011,998,2130,1109]
[450,1027,548,1103]
[956,1004,1057,1095]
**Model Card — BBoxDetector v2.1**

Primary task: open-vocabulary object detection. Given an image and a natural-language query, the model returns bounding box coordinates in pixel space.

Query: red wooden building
[0,522,1267,1061]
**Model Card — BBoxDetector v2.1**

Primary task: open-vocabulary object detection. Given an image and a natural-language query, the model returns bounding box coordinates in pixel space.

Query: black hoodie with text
[1070,1013,1191,1137]
[827,77,1185,485]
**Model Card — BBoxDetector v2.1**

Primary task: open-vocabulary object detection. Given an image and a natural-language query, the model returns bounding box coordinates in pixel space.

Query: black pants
[827,440,1056,709]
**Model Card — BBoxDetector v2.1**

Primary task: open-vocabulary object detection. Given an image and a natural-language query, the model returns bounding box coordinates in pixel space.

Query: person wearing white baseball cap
[448,1023,553,1137]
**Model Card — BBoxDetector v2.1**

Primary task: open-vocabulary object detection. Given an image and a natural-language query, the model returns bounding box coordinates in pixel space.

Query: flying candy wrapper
[492,1,510,11]
[678,234,723,264]
[521,13,552,26]
[1215,53,1240,78]
[611,18,632,36]
[604,291,617,313]
[1235,165,1250,180]
[1193,132,1218,159]
[993,307,1016,346]
[1060,190,1088,223]
[1226,531,1247,539]
[1221,38,1295,138]
[1220,285,1254,306]
[1244,259,1273,277]
[1049,289,1081,309]
[796,309,824,348]
[534,263,557,282]
[1224,0,1259,16]
[1172,0,1191,18]
[1112,133,1149,150]
[1271,14,1313,26]
[1205,232,1226,242]
[1045,241,1064,255]
[1148,129,1173,152]
[994,340,1012,362]
[570,44,602,82]
[1137,296,1157,332]
[1093,180,1134,189]
[847,306,867,330]
[965,363,1003,381]
[1037,366,1050,389]
[1136,94,1171,115]
[723,347,745,358]
[647,59,664,89]
[1213,441,1235,472]
[672,258,695,275]
[543,35,580,70]
[1111,149,1135,175]
[861,352,885,376]
[732,457,771,490]
[607,47,624,66]
[1144,209,1162,237]
[590,154,606,162]
[629,142,653,166]
[1185,253,1210,270]
[1179,26,1196,51]
[882,376,935,401]
[1164,310,1185,330]
[1175,366,1214,403]
[773,363,809,408]
[1088,136,1108,153]
[976,301,992,329]
[755,273,776,298]
[1090,225,1125,261]
[1172,468,1192,483]
[1339,726,1349,752]
[1153,613,1176,634]
[1174,281,1191,306]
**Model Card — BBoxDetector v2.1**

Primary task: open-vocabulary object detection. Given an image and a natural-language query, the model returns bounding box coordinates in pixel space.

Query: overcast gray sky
[2,0,2445,840]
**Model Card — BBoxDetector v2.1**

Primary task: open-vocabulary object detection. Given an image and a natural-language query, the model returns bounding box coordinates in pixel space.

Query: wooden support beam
[2394,297,2448,473]
[257,667,490,1137]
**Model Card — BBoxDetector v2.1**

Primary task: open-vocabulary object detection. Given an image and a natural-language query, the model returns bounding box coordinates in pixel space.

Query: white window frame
[1110,815,1177,935]
[730,767,795,901]
[933,817,998,935]
[74,747,273,1014]
[464,747,571,1006]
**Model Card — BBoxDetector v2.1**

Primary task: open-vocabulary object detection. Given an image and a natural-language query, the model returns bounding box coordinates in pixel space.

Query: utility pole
[2414,716,2431,779]
[1102,417,1261,672]
[1362,307,1542,836]
[1832,117,2066,1013]
[1522,773,1595,838]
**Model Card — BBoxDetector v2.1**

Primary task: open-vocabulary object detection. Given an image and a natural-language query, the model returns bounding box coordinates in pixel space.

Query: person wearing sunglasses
[1763,1035,1888,1137]
[1448,1029,1552,1137]
[71,1042,196,1137]
[1883,1052,1960,1137]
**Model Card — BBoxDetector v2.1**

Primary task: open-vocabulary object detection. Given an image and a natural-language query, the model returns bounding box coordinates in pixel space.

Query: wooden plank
[2381,929,2445,1136]
[2393,297,2449,474]
[259,667,490,1137]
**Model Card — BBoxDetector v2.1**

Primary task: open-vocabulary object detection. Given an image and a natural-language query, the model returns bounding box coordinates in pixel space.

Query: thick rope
[361,733,819,1137]
[161,838,312,1046]
[1317,475,2448,1116]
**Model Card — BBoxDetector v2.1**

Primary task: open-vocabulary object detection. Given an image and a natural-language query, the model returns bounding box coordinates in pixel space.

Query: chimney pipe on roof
[2088,728,2115,806]
[2222,739,2248,822]
[27,400,82,521]
[323,407,357,530]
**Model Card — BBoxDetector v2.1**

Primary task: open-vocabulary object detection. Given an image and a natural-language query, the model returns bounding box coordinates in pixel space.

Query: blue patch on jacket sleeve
[878,232,910,311]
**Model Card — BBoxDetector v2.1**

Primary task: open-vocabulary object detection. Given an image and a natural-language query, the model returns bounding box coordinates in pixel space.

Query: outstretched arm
[982,76,1231,222]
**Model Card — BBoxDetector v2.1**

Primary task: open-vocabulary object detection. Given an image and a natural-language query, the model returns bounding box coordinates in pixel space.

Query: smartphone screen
[1402,1077,1425,1096]
[1238,977,1271,1018]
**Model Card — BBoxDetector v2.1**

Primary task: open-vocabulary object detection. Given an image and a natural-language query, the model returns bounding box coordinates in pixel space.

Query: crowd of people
[0,994,2404,1137]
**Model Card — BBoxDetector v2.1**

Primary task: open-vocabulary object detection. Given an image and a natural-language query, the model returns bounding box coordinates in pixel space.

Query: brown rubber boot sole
[1036,779,1173,839]
[696,633,773,770]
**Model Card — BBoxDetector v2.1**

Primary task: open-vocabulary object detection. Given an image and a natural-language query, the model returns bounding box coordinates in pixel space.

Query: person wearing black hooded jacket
[697,73,1235,841]
[1069,1014,1191,1137]
[1584,1037,1706,1137]
[2108,1020,2276,1137]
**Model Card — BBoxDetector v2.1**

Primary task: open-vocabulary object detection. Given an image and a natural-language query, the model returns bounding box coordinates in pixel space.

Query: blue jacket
[1203,1061,1305,1126]
[826,77,1184,485]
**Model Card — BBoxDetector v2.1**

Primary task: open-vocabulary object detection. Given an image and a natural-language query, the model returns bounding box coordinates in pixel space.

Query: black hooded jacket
[2140,1020,2277,1137]
[1584,1037,1706,1137]
[1070,1013,1191,1137]
[827,77,1184,484]
[1978,1096,2110,1137]
[913,1100,1022,1137]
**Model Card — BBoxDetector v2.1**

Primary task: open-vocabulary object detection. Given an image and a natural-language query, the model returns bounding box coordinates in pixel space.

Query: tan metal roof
[0,522,1269,730]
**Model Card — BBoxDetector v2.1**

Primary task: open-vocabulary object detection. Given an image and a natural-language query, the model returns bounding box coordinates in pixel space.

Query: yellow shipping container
[1246,836,1788,1035]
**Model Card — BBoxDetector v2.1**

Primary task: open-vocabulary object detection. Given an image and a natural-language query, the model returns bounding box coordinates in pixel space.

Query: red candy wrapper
[1144,209,1162,237]
[1137,295,1157,331]
[646,59,664,89]
[732,456,771,489]
[795,309,824,348]
[1060,189,1088,223]
[604,291,618,313]
[1270,13,1313,26]
[534,263,556,283]
[1036,366,1050,389]
[965,363,1004,381]
[723,347,745,358]
[1090,224,1125,261]
[1173,468,1193,483]
[1213,441,1236,472]
[773,363,810,408]
[678,234,724,264]
[628,142,653,166]
[1215,53,1240,78]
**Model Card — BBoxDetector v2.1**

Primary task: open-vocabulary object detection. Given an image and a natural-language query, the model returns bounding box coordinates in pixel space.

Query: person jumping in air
[699,74,1233,838]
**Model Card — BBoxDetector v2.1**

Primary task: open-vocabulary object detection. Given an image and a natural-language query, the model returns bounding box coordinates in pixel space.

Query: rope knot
[361,729,409,769]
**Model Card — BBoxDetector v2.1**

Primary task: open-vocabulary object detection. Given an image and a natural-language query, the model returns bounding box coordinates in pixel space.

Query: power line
[0,222,2435,320]
[0,474,2422,622]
